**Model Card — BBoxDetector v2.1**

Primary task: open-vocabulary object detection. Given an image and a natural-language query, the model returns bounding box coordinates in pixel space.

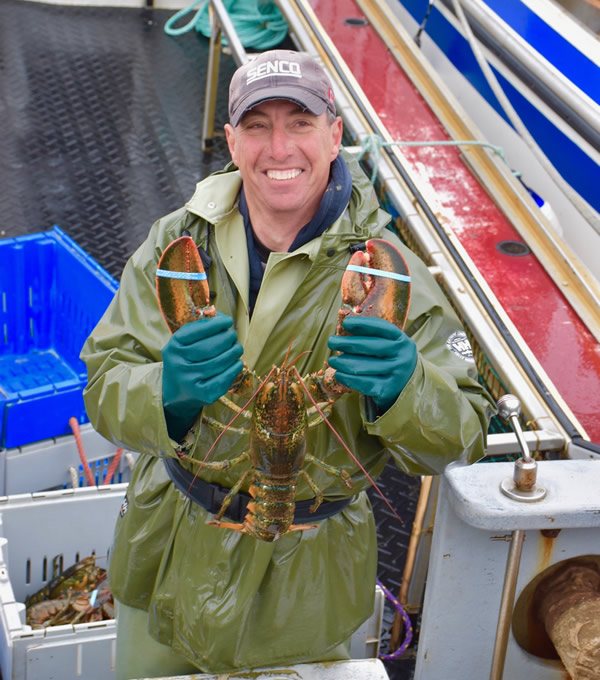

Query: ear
[224,124,237,164]
[329,117,343,161]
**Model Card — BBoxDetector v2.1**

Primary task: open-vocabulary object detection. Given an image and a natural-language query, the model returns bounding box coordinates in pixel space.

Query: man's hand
[327,316,417,413]
[162,313,243,440]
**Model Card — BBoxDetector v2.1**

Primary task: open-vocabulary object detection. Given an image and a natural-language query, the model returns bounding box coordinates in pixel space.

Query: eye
[292,118,313,129]
[242,119,267,131]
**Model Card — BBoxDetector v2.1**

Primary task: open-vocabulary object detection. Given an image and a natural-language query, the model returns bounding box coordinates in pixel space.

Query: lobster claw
[339,238,411,331]
[156,236,216,333]
[312,238,412,401]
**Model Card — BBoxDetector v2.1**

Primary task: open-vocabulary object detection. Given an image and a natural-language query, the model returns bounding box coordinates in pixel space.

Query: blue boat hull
[389,0,600,221]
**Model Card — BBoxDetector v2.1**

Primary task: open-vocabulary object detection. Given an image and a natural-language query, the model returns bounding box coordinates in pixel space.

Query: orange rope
[103,448,123,485]
[69,417,96,487]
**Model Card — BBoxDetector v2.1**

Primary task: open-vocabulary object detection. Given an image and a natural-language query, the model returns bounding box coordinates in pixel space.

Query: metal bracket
[497,394,546,502]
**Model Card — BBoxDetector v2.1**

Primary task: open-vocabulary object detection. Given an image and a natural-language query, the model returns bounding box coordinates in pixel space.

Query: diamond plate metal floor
[1,3,420,677]
[1,0,239,278]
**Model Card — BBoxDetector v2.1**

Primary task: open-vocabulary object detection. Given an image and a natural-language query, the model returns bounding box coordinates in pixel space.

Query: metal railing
[202,0,248,150]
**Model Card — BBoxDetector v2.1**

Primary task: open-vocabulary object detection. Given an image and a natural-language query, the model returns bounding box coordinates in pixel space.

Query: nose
[268,126,291,160]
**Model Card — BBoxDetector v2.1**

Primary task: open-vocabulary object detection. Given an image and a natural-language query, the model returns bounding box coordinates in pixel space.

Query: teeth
[266,169,302,180]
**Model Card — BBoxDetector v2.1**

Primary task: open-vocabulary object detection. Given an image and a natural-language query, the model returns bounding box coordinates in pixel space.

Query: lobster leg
[209,468,256,523]
[202,415,249,436]
[179,451,250,473]
[305,401,334,428]
[298,463,351,514]
[298,470,325,512]
[304,454,353,491]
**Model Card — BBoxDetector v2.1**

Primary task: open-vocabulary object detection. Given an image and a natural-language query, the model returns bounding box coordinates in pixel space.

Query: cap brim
[230,85,329,126]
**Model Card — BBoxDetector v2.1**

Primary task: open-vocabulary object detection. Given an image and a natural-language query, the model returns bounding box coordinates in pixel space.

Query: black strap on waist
[163,456,352,523]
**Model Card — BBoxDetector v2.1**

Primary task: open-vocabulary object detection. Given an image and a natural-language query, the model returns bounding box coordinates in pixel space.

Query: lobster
[25,555,114,628]
[156,235,411,541]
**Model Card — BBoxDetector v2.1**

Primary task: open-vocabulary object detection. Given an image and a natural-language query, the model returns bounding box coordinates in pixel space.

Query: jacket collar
[185,167,242,223]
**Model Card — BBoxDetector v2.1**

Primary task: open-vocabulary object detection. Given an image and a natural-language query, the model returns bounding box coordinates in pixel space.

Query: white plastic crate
[0,485,127,680]
[0,424,136,495]
[348,584,384,659]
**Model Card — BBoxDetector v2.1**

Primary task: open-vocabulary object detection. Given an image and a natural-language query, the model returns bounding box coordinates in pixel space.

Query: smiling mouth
[266,169,302,180]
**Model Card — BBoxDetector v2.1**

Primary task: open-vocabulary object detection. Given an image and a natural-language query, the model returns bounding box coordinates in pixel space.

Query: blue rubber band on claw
[156,269,207,281]
[346,264,411,283]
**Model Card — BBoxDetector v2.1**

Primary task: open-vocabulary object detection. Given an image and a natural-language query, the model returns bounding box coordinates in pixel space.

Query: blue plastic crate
[0,227,118,448]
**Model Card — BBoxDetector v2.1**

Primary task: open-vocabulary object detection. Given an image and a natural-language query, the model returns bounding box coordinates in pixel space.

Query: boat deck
[1,2,418,678]
[0,0,236,279]
[310,0,600,444]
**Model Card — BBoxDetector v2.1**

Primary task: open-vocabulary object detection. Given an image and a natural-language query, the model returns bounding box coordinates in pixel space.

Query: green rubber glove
[327,316,417,413]
[162,313,243,441]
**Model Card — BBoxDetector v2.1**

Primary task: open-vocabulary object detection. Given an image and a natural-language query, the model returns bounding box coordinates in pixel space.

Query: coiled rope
[164,0,288,50]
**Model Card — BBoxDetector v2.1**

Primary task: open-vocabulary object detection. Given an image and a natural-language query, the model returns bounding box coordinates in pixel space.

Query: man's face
[224,100,343,226]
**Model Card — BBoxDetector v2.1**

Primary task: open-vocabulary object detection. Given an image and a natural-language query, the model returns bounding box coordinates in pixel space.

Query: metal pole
[211,0,248,67]
[201,0,248,150]
[490,393,545,678]
[202,4,223,150]
[390,475,432,649]
[489,528,525,680]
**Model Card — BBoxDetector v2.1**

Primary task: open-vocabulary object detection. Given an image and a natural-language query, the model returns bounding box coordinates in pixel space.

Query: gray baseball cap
[229,50,336,126]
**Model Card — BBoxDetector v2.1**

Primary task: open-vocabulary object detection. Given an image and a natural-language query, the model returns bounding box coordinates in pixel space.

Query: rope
[103,448,124,485]
[376,578,413,660]
[68,417,125,487]
[164,0,288,50]
[415,0,435,48]
[356,133,507,183]
[69,417,96,487]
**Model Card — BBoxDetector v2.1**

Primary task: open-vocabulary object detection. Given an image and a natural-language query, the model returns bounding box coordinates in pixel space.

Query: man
[82,49,494,679]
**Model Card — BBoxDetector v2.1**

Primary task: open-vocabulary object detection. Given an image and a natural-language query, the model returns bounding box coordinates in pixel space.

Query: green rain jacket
[82,152,494,672]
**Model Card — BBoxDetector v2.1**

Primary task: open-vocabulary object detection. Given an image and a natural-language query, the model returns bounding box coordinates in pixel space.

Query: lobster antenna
[294,367,404,526]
